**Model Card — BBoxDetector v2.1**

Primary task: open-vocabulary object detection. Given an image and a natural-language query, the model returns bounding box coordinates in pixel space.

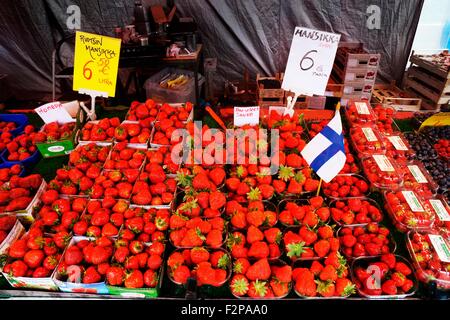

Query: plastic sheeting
[0,0,423,100]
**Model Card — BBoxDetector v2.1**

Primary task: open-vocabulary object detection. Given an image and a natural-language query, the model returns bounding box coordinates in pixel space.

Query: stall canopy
[0,0,423,100]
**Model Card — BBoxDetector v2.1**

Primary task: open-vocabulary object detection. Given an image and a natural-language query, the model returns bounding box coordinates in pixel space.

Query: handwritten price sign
[234,106,260,126]
[282,27,340,96]
[73,31,121,97]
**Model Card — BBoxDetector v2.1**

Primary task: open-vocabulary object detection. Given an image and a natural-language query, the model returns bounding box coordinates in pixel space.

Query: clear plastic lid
[330,197,383,226]
[322,174,370,199]
[406,230,450,291]
[350,125,386,157]
[345,101,377,126]
[372,104,399,134]
[399,161,439,199]
[424,195,450,233]
[361,155,403,190]
[381,133,416,164]
[383,190,435,233]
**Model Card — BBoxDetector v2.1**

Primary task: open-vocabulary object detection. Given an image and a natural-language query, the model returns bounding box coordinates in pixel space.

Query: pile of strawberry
[350,125,385,157]
[57,236,114,284]
[345,101,377,125]
[106,238,165,289]
[407,231,450,289]
[0,215,17,245]
[322,174,369,198]
[434,139,450,158]
[225,200,277,230]
[68,143,111,172]
[113,122,151,145]
[49,167,97,197]
[167,247,231,287]
[0,164,23,183]
[103,142,145,170]
[93,169,139,199]
[126,99,159,127]
[283,224,339,261]
[384,191,435,232]
[293,252,355,297]
[0,173,43,212]
[3,125,39,161]
[38,122,76,142]
[169,216,226,248]
[3,230,66,278]
[80,118,121,142]
[0,120,18,133]
[151,119,186,146]
[32,190,88,233]
[145,147,179,175]
[227,226,283,261]
[362,155,403,189]
[230,260,292,298]
[373,105,397,134]
[73,198,129,238]
[352,254,415,296]
[278,196,329,227]
[330,197,383,225]
[156,102,193,122]
[265,111,305,132]
[339,223,394,258]
[272,166,320,196]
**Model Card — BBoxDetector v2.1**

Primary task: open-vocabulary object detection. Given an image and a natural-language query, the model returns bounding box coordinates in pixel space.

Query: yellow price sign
[419,112,450,130]
[73,31,121,97]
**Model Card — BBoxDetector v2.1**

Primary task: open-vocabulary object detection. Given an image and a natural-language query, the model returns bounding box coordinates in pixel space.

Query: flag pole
[315,102,341,197]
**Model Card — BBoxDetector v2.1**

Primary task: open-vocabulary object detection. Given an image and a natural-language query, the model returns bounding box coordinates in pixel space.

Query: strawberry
[230,274,249,296]
[246,225,264,244]
[319,265,338,281]
[381,279,397,295]
[233,258,250,274]
[248,241,269,259]
[246,258,271,281]
[314,239,330,257]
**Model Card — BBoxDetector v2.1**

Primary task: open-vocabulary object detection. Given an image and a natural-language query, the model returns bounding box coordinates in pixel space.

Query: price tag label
[355,102,370,115]
[429,199,450,222]
[234,106,260,127]
[362,127,378,142]
[35,102,74,124]
[402,190,425,212]
[282,27,340,96]
[428,234,450,263]
[373,154,394,172]
[387,136,408,151]
[73,31,121,97]
[407,165,428,183]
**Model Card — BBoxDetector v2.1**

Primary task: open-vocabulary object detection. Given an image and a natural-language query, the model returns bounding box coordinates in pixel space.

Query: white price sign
[35,102,74,124]
[233,106,260,127]
[282,27,340,96]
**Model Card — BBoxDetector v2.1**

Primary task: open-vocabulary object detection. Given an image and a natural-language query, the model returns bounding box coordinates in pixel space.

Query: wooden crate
[335,42,381,70]
[372,82,422,111]
[256,73,285,104]
[342,80,375,96]
[409,51,450,80]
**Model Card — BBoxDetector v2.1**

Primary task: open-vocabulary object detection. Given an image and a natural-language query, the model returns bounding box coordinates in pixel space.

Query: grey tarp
[0,0,423,100]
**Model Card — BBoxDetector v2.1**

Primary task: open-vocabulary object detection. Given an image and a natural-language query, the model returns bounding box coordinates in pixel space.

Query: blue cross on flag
[301,110,345,183]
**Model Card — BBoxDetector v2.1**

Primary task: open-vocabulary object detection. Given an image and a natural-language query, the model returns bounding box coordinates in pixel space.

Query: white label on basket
[429,199,450,222]
[355,102,370,115]
[388,136,408,151]
[402,191,425,212]
[362,127,378,142]
[407,165,428,183]
[373,154,394,172]
[348,58,358,67]
[428,234,450,263]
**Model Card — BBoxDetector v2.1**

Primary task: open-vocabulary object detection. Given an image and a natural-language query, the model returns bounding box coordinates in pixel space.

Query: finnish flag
[301,111,345,183]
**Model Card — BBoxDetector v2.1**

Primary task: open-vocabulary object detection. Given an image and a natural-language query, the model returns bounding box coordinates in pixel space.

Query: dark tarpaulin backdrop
[0,0,423,100]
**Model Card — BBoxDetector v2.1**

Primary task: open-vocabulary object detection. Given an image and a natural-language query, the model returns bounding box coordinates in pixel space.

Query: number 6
[83,60,93,80]
[300,50,317,71]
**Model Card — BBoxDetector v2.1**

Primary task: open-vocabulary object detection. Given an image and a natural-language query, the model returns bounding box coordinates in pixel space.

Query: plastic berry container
[406,230,450,293]
[338,224,397,259]
[230,259,292,299]
[372,104,399,134]
[322,174,370,200]
[383,190,435,233]
[349,125,386,157]
[350,255,418,299]
[399,161,439,199]
[345,101,377,127]
[292,258,355,298]
[424,195,450,236]
[330,197,383,227]
[361,154,403,191]
[381,133,416,164]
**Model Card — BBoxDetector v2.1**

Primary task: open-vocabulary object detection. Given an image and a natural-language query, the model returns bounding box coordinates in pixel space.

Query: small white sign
[362,127,378,142]
[429,199,450,222]
[355,102,370,115]
[387,136,408,151]
[407,165,428,183]
[373,154,394,172]
[282,27,340,96]
[234,106,260,127]
[428,234,450,263]
[35,102,74,124]
[402,190,425,212]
